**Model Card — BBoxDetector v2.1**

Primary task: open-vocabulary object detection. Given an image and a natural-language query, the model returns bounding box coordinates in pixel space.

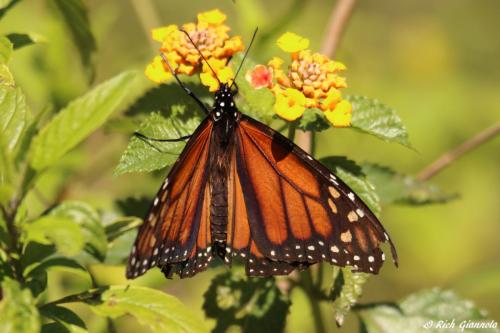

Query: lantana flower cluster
[145,9,243,91]
[144,10,352,128]
[246,32,352,127]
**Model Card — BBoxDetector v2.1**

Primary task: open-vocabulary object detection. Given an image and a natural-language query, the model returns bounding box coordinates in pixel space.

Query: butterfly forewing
[228,115,397,276]
[127,119,214,279]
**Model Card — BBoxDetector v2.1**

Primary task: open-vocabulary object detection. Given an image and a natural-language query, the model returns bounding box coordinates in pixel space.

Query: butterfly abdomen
[208,119,236,258]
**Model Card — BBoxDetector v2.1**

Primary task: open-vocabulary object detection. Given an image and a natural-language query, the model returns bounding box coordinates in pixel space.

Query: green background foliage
[0,0,499,332]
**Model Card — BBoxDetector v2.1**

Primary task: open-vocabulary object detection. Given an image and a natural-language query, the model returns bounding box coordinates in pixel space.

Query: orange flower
[245,65,273,89]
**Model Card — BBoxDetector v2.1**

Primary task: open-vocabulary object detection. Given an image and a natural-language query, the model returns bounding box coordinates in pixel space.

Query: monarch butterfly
[126,30,397,279]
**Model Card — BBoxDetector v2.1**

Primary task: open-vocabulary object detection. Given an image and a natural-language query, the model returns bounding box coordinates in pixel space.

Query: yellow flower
[145,9,243,84]
[274,88,307,121]
[144,54,176,83]
[197,9,226,26]
[320,88,342,111]
[199,58,234,92]
[250,32,352,127]
[324,100,352,127]
[277,32,310,53]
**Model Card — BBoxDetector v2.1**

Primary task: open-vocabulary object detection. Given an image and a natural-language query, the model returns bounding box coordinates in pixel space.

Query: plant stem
[417,123,500,181]
[288,122,297,141]
[302,270,327,333]
[296,0,357,154]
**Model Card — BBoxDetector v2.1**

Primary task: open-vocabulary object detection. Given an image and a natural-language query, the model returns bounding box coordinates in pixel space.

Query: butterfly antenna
[231,27,258,88]
[159,52,210,114]
[179,29,221,85]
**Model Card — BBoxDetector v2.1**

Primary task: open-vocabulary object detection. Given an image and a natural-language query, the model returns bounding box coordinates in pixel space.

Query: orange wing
[228,115,397,276]
[127,118,213,279]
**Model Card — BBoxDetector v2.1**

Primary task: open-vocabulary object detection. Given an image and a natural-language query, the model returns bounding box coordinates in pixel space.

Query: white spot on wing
[348,192,355,201]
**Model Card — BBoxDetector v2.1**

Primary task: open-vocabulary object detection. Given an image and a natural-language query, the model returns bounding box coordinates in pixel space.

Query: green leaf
[22,216,85,256]
[297,108,330,132]
[105,216,142,242]
[0,0,21,19]
[114,111,200,175]
[49,201,107,261]
[0,86,31,154]
[85,285,209,333]
[24,257,91,297]
[231,53,275,123]
[26,257,91,285]
[330,268,369,327]
[40,304,87,333]
[320,156,381,215]
[357,288,497,333]
[29,70,138,170]
[362,163,458,205]
[348,95,412,148]
[0,36,13,63]
[21,242,56,268]
[6,32,45,49]
[203,271,290,333]
[52,0,96,69]
[0,278,40,333]
[41,322,87,333]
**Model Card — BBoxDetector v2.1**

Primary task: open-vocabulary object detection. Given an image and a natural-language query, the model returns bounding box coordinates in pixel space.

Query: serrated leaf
[0,278,40,333]
[330,268,369,327]
[52,0,96,69]
[348,95,412,148]
[320,156,381,215]
[231,53,275,123]
[115,111,200,175]
[49,201,107,261]
[22,216,85,256]
[29,71,138,170]
[6,32,45,49]
[0,87,31,154]
[357,288,497,333]
[362,163,458,205]
[203,271,290,333]
[85,285,209,333]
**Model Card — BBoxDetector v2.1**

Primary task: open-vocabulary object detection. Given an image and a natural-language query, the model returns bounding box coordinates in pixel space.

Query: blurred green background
[2,0,499,332]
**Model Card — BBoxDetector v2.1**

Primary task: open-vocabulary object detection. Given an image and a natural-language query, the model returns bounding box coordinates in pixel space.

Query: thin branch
[320,0,357,56]
[296,0,357,153]
[417,123,500,181]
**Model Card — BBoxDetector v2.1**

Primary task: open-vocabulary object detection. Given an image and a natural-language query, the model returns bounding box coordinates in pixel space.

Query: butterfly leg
[133,132,192,153]
[133,132,192,142]
[160,53,209,115]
